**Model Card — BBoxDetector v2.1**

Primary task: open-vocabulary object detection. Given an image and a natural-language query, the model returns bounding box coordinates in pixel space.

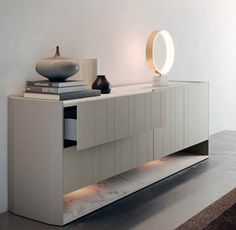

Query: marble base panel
[63,152,208,224]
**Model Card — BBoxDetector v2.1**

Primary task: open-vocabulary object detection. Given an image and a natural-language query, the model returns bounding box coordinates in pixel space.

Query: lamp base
[152,76,168,87]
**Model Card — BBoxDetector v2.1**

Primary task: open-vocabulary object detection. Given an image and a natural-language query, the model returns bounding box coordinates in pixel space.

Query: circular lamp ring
[146,30,175,76]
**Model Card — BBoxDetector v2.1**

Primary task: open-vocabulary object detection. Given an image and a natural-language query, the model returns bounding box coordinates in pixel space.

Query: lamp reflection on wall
[146,30,175,86]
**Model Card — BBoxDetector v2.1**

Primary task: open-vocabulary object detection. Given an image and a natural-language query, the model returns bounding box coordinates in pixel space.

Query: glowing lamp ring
[146,30,175,76]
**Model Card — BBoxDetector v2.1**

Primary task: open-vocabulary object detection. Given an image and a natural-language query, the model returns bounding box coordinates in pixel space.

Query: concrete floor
[0,131,236,230]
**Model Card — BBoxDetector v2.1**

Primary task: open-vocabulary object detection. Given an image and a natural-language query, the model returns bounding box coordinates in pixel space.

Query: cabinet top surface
[9,81,208,107]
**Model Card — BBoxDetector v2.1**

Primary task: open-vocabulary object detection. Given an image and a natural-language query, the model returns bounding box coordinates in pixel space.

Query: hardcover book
[24,89,101,101]
[26,80,84,88]
[25,85,88,94]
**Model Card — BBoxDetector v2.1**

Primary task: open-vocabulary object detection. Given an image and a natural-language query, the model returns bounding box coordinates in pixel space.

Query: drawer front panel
[77,102,95,150]
[77,93,152,151]
[64,131,154,193]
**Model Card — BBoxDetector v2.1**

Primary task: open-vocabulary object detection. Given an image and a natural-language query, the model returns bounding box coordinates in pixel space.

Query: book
[24,89,101,101]
[25,85,88,94]
[26,80,84,88]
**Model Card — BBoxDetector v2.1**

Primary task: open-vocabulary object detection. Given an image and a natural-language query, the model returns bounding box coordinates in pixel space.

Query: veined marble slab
[63,153,208,224]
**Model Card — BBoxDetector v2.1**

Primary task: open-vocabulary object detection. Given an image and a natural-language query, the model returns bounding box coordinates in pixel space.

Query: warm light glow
[63,184,101,203]
[136,159,166,172]
[64,159,166,202]
[143,159,165,167]
[146,30,175,76]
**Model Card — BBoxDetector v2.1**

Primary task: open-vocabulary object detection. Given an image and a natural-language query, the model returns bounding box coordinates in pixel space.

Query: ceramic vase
[35,46,79,82]
[92,75,111,94]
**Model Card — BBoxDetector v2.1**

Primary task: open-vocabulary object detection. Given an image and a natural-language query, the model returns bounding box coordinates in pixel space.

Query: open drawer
[64,92,163,151]
[64,106,77,148]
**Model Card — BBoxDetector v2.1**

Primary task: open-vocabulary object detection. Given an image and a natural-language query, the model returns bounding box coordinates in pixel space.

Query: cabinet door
[114,96,129,140]
[151,89,161,129]
[197,83,209,143]
[152,89,164,160]
[77,102,95,150]
[94,100,108,146]
[76,96,130,151]
[162,88,173,156]
[184,83,197,148]
[174,86,184,152]
[134,93,147,135]
[153,128,163,159]
[64,143,116,193]
[77,93,154,151]
[128,93,151,137]
[64,147,94,193]
[107,98,115,142]
[137,132,149,165]
[184,83,209,148]
[77,99,112,150]
[100,143,116,181]
[154,86,184,159]
[117,137,133,173]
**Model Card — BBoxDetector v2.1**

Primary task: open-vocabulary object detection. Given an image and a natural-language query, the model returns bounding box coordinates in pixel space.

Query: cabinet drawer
[64,106,77,148]
[64,119,77,141]
[63,130,154,194]
[76,93,152,151]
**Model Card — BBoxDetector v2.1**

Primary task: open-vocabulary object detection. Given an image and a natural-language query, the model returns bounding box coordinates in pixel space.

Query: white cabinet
[9,82,209,226]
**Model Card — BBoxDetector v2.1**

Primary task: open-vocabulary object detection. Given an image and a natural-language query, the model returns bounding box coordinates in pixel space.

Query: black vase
[92,75,111,94]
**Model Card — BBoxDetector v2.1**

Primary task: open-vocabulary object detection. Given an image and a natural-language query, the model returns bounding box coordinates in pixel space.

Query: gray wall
[1,0,236,213]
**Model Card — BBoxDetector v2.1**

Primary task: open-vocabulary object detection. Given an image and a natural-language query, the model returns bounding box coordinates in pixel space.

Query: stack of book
[24,80,101,101]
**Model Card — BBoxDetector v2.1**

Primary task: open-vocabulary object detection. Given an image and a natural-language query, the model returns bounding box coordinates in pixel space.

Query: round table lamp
[146,30,175,86]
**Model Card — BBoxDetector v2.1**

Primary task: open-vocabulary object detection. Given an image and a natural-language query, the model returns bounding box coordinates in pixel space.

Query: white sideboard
[8,81,209,225]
